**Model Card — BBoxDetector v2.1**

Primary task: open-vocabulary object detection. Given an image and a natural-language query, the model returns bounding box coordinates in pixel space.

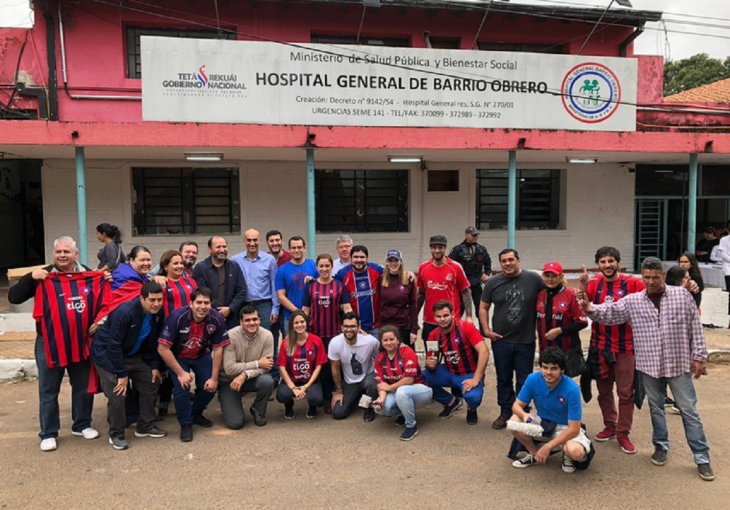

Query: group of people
[8,224,715,481]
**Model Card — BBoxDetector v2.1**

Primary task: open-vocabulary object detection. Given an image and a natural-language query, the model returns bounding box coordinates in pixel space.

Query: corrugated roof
[664,77,730,104]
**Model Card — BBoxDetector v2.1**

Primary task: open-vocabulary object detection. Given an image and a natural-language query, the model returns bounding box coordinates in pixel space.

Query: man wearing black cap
[417,235,473,344]
[450,227,492,325]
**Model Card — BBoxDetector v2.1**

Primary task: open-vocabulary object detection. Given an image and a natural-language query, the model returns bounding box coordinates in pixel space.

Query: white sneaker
[562,454,576,473]
[72,427,99,440]
[40,438,57,451]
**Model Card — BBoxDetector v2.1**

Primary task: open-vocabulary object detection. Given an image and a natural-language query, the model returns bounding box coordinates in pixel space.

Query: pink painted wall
[2,0,638,122]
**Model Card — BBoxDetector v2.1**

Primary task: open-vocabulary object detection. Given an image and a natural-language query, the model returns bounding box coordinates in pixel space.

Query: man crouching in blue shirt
[509,347,593,473]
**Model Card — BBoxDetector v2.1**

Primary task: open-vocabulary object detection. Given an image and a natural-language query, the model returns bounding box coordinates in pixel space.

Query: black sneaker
[395,416,406,426]
[180,424,193,442]
[306,406,318,419]
[250,406,267,427]
[400,426,419,441]
[284,404,295,420]
[192,414,213,428]
[697,463,715,481]
[108,436,129,450]
[363,407,376,422]
[466,408,478,425]
[651,446,667,466]
[438,397,463,419]
[134,426,168,438]
[511,454,537,469]
[158,402,169,417]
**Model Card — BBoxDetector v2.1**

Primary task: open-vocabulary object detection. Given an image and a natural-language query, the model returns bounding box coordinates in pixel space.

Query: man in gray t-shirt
[328,312,379,421]
[479,248,544,430]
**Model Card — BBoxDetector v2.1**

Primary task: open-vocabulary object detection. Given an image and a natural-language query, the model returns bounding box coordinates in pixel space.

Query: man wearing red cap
[536,261,587,356]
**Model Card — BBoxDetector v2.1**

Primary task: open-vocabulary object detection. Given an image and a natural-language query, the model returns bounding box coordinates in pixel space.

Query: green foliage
[664,53,730,96]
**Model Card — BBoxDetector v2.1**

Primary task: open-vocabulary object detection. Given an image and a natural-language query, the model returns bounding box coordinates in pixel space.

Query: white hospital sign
[142,37,637,132]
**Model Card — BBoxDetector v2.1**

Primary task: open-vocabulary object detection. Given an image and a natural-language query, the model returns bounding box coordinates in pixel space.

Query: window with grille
[316,170,409,233]
[132,168,240,235]
[476,169,560,230]
[126,27,236,79]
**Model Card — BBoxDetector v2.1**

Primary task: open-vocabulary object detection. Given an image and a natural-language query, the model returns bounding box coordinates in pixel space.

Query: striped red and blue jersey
[335,263,382,331]
[163,277,198,316]
[375,345,422,385]
[536,286,587,352]
[277,333,328,384]
[302,280,350,339]
[587,274,645,354]
[428,319,483,376]
[32,271,110,368]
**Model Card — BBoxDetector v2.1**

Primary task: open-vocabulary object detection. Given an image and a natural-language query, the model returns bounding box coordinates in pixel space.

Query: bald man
[232,229,280,382]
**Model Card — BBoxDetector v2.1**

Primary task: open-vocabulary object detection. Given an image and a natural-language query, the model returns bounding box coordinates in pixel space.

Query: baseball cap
[429,235,447,246]
[465,226,480,235]
[542,261,563,274]
[386,249,402,260]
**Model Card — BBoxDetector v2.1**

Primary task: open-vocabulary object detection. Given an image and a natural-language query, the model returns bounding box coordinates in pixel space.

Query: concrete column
[687,153,698,253]
[75,146,88,265]
[507,150,517,249]
[306,148,316,259]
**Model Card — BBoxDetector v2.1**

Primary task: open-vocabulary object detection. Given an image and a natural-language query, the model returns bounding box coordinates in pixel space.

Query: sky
[1,0,729,61]
[510,0,730,60]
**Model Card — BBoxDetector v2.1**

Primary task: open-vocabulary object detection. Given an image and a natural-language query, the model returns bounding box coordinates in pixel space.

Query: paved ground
[1,362,729,509]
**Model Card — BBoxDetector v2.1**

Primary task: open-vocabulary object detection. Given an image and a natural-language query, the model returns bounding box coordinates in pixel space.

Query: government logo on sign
[561,63,621,124]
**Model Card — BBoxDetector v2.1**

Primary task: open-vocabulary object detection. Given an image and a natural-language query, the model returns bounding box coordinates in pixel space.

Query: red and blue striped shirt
[163,277,198,316]
[375,345,422,385]
[33,271,110,368]
[302,280,350,339]
[587,274,644,354]
[428,319,483,376]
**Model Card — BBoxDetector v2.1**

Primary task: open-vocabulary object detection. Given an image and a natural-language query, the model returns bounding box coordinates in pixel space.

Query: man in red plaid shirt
[579,257,714,482]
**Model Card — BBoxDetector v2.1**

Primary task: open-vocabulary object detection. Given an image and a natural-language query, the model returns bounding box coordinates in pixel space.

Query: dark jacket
[192,256,248,325]
[90,298,165,377]
[449,240,492,286]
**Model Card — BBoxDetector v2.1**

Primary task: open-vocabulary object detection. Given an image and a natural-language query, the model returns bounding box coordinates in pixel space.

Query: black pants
[276,381,324,407]
[332,373,378,420]
[95,356,159,438]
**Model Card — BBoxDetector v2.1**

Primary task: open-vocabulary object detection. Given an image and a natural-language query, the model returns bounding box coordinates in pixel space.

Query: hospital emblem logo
[561,63,621,124]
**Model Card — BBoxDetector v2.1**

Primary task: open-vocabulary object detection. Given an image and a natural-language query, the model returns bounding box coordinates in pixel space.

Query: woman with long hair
[96,223,125,272]
[301,253,352,414]
[379,249,418,348]
[276,310,327,419]
[678,251,704,308]
[372,326,432,441]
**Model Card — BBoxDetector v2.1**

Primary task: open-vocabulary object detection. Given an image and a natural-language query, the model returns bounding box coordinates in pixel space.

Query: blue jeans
[379,384,433,428]
[491,340,535,417]
[422,364,483,410]
[252,299,279,383]
[641,371,711,464]
[251,300,273,330]
[35,336,94,439]
[169,355,215,426]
